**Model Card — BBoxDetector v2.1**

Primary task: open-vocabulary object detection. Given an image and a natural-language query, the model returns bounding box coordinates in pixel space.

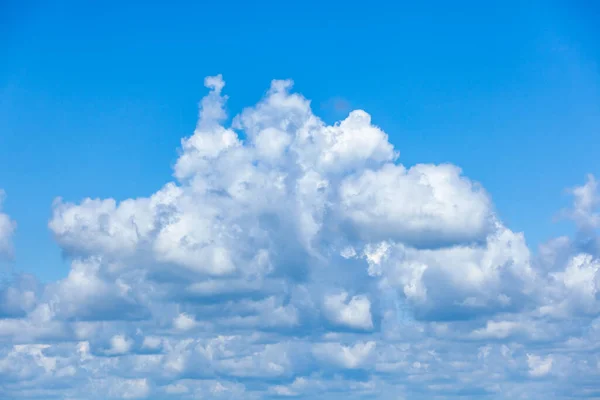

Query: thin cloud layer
[0,191,15,260]
[1,76,599,399]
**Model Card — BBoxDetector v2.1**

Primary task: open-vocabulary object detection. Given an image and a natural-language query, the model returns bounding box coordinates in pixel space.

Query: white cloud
[0,274,38,318]
[312,341,376,369]
[105,335,133,355]
[526,354,553,377]
[564,174,600,230]
[471,320,524,340]
[1,76,599,399]
[141,336,162,351]
[44,258,149,321]
[323,292,373,331]
[361,223,535,320]
[540,253,600,317]
[173,313,197,331]
[339,163,493,247]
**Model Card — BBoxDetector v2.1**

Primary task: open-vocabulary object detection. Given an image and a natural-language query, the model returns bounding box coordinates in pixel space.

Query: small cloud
[105,335,133,356]
[527,354,553,377]
[173,313,197,331]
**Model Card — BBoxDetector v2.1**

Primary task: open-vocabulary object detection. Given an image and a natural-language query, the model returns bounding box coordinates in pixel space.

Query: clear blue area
[1,0,599,281]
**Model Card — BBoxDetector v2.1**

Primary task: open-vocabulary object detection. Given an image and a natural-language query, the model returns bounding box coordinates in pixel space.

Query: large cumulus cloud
[1,76,599,399]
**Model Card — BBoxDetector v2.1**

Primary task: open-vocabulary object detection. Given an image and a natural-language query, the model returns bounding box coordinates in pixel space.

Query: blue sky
[1,1,600,399]
[1,0,599,281]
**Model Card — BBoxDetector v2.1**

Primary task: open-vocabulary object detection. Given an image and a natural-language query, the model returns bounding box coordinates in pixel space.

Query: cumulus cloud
[105,335,133,356]
[0,274,38,318]
[312,341,376,369]
[44,258,150,322]
[564,174,600,231]
[526,354,553,377]
[173,313,197,331]
[322,292,373,331]
[539,253,600,317]
[359,223,535,321]
[339,163,493,247]
[0,76,599,399]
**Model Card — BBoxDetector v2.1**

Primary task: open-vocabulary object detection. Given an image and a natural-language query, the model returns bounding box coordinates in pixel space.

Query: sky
[0,0,600,399]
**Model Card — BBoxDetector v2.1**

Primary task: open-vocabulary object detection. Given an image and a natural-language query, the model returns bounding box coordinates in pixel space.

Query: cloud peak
[0,77,598,399]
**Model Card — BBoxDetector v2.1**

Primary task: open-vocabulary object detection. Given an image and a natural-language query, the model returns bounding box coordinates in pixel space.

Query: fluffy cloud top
[1,76,599,399]
[322,292,373,331]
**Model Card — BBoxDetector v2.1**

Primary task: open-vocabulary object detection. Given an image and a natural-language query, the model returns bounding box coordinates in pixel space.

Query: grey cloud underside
[1,76,599,399]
